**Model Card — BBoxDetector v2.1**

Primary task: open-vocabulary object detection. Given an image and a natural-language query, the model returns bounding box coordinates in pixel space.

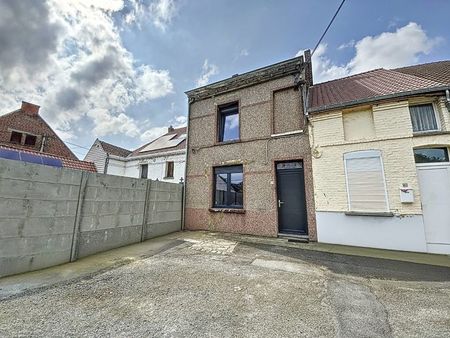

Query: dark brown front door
[276,161,308,235]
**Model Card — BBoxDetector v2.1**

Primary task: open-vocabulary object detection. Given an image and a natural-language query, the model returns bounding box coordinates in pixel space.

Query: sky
[0,0,449,159]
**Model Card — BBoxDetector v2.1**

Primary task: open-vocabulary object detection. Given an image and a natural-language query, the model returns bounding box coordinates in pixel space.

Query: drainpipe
[446,89,450,111]
[104,153,110,174]
[181,98,193,230]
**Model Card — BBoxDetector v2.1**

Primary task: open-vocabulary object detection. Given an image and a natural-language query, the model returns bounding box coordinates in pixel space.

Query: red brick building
[0,101,96,172]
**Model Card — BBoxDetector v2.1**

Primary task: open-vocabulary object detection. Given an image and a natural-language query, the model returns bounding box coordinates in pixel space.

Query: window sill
[271,130,304,138]
[345,211,394,217]
[163,177,174,179]
[215,139,241,146]
[413,130,449,137]
[209,208,246,214]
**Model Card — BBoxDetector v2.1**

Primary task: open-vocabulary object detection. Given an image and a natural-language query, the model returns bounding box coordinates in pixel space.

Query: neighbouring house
[307,61,450,254]
[0,101,96,172]
[84,126,186,182]
[184,51,317,239]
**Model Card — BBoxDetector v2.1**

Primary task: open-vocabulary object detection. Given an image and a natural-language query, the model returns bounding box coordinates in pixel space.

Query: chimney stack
[303,49,313,86]
[21,101,40,115]
[168,125,174,133]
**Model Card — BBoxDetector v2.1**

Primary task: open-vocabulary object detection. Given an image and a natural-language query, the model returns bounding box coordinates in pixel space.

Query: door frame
[274,159,309,237]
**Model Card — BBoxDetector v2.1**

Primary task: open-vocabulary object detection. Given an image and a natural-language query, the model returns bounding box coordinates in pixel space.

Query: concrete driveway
[1,231,449,337]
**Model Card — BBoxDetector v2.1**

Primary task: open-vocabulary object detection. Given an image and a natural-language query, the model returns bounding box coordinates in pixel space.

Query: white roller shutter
[344,150,389,212]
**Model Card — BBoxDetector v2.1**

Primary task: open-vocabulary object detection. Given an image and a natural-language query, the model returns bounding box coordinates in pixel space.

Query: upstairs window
[165,161,174,178]
[409,104,438,132]
[213,165,243,208]
[140,163,148,179]
[24,134,37,146]
[218,102,239,142]
[10,131,22,144]
[344,150,389,212]
[414,148,449,163]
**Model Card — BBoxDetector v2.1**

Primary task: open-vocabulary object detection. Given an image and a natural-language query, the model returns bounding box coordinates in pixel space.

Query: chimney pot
[168,125,174,132]
[21,101,40,115]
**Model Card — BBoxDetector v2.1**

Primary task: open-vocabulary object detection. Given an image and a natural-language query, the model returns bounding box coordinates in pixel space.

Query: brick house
[308,61,450,254]
[184,52,317,239]
[0,101,96,172]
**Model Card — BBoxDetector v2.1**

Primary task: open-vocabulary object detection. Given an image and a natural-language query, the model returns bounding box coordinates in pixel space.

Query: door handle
[278,200,284,208]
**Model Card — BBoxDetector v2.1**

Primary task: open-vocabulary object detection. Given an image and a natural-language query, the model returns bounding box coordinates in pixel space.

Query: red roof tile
[0,144,97,172]
[308,61,450,112]
[99,140,132,157]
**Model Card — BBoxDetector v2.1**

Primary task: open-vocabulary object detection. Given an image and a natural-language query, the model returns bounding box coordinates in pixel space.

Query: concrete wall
[185,74,317,239]
[0,158,183,278]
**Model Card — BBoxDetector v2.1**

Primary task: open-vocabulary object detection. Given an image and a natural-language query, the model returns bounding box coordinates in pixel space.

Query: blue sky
[0,0,449,159]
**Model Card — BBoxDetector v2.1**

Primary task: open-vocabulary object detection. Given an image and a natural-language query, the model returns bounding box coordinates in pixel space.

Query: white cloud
[240,49,249,56]
[338,39,355,50]
[298,22,441,83]
[0,0,174,141]
[196,59,219,87]
[149,0,177,31]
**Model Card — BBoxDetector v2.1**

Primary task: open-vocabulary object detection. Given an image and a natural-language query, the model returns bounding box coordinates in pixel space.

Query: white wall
[84,140,107,173]
[108,152,186,182]
[316,211,428,253]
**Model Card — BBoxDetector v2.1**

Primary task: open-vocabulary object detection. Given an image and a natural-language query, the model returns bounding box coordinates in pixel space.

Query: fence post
[140,179,152,242]
[70,171,88,262]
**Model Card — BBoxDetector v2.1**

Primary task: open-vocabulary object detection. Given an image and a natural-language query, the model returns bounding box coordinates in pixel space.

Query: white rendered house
[84,126,186,183]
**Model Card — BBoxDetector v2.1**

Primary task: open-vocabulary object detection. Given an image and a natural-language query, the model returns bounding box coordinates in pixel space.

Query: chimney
[21,101,40,115]
[168,125,174,133]
[303,49,313,86]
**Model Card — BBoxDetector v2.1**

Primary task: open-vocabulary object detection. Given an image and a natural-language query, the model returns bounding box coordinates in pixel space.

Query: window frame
[217,101,240,143]
[165,161,174,178]
[140,163,148,179]
[10,131,23,144]
[409,102,440,133]
[343,150,390,213]
[212,165,244,209]
[24,134,37,146]
[414,147,449,164]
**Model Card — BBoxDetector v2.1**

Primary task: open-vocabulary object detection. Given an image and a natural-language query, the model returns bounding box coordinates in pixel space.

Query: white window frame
[409,102,441,133]
[343,150,390,212]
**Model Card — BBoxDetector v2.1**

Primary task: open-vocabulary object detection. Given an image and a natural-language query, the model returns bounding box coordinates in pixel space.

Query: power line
[312,0,347,56]
[65,141,90,150]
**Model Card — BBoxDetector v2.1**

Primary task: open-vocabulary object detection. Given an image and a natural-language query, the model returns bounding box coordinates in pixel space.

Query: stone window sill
[345,211,394,217]
[413,130,450,137]
[209,208,246,214]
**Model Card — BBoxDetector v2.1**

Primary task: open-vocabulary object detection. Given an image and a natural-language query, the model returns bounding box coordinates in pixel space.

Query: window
[10,131,22,144]
[414,148,449,163]
[409,104,438,132]
[344,150,389,212]
[24,134,37,146]
[213,165,243,208]
[165,161,174,178]
[140,164,148,179]
[218,102,239,142]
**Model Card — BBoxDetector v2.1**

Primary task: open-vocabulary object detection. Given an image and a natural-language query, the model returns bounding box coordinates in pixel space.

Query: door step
[278,233,309,243]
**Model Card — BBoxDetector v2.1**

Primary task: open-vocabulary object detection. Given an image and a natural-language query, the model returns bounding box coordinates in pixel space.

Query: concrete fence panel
[0,158,183,278]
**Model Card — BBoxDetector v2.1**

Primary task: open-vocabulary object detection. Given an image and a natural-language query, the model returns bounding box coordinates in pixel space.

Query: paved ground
[1,231,449,337]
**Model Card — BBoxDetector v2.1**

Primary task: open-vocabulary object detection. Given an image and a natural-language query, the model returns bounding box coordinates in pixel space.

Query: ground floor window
[213,165,243,208]
[414,147,449,163]
[140,163,148,179]
[344,150,389,212]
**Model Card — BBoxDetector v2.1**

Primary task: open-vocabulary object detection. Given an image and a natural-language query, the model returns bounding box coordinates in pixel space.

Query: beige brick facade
[309,96,450,215]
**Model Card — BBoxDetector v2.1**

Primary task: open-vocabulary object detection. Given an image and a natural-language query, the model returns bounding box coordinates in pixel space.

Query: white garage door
[417,163,450,254]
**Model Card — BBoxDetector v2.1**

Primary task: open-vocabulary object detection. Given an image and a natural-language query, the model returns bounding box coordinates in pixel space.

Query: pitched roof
[99,140,132,157]
[0,144,97,172]
[308,61,450,113]
[129,127,187,157]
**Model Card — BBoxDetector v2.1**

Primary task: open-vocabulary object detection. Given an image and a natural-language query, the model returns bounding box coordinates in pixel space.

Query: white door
[417,163,450,254]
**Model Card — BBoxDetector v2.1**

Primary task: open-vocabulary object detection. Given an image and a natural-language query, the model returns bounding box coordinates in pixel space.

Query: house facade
[0,101,96,172]
[184,52,317,239]
[84,126,186,182]
[308,61,450,254]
